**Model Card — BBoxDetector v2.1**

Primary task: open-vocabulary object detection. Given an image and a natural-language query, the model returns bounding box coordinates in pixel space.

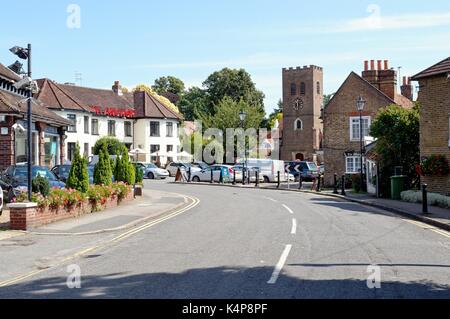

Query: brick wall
[417,75,450,195]
[0,116,15,171]
[9,189,135,231]
[323,72,393,186]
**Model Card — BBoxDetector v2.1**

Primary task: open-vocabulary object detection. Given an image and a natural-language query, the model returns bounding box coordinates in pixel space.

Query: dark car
[0,165,66,202]
[286,161,319,182]
[51,165,95,184]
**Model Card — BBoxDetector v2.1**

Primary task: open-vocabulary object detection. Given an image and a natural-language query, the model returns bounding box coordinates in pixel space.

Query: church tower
[281,65,323,163]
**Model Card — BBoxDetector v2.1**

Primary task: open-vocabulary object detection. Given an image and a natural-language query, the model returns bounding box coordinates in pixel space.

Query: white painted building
[36,80,182,166]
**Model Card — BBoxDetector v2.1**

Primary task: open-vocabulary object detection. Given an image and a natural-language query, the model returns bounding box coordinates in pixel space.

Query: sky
[1,0,450,114]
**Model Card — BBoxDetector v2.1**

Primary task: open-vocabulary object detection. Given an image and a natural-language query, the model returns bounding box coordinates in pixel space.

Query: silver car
[135,162,170,180]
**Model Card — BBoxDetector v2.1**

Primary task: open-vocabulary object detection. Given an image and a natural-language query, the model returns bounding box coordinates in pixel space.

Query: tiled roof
[36,79,133,113]
[412,57,450,80]
[0,90,72,126]
[133,90,183,120]
[0,63,21,81]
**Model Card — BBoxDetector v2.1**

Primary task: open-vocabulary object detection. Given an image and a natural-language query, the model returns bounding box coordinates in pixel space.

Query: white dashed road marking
[267,245,292,284]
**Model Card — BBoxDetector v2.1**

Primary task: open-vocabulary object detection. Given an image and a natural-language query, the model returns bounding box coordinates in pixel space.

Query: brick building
[411,57,450,195]
[0,63,70,171]
[323,60,413,186]
[281,65,323,163]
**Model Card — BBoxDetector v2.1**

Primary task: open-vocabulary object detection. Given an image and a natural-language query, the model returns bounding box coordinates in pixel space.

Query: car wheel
[147,172,155,180]
[192,176,200,183]
[263,176,270,184]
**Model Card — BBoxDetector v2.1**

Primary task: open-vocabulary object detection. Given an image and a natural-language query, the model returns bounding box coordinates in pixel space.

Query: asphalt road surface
[0,180,449,298]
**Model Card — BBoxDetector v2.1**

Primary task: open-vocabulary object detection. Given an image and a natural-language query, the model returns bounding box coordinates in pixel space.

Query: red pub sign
[91,106,135,118]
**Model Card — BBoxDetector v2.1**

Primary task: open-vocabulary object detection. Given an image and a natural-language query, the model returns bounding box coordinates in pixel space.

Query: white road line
[282,204,294,215]
[267,245,292,284]
[291,219,297,235]
[265,197,278,203]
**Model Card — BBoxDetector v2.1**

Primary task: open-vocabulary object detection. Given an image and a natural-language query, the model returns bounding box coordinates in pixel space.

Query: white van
[237,158,288,183]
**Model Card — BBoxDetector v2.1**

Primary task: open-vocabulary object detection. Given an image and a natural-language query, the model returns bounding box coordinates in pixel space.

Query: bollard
[341,174,346,196]
[233,169,236,185]
[242,168,246,186]
[255,171,260,187]
[277,171,281,189]
[333,173,338,194]
[247,170,251,185]
[298,175,303,190]
[210,168,214,184]
[219,168,224,184]
[422,184,429,214]
[188,167,192,183]
[316,174,321,192]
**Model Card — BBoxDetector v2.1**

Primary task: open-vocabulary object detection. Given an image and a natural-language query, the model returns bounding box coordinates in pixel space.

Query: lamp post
[10,44,32,201]
[356,95,366,192]
[239,110,247,185]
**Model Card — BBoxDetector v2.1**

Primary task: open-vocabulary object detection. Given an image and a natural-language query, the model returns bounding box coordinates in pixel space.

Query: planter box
[8,189,135,231]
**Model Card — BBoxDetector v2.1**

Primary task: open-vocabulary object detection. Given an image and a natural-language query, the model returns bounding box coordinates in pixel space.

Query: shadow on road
[0,265,449,299]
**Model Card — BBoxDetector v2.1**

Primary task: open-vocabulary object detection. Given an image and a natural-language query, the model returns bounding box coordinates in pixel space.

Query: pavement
[0,179,449,298]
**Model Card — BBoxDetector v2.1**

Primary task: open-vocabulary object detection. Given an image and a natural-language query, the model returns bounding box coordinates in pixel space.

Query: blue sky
[1,0,450,113]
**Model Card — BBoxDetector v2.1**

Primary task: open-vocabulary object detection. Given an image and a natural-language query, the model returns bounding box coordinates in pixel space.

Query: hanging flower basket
[418,155,450,176]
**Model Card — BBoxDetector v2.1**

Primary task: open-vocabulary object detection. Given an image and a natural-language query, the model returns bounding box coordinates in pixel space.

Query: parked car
[236,159,288,183]
[191,165,235,183]
[0,166,65,203]
[166,162,201,177]
[51,165,95,184]
[134,162,170,180]
[286,161,320,182]
[0,185,3,215]
[192,161,210,170]
[231,165,263,183]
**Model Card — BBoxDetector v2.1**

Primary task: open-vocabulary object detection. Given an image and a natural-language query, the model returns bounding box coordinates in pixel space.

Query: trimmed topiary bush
[94,146,113,186]
[134,164,143,184]
[114,146,135,185]
[32,174,50,197]
[401,190,450,209]
[93,137,124,156]
[66,143,90,193]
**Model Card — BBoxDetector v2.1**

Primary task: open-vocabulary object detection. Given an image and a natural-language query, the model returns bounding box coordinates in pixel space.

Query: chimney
[362,60,379,88]
[377,60,382,71]
[400,76,413,100]
[133,90,145,117]
[112,81,122,96]
[384,60,389,70]
[377,60,397,100]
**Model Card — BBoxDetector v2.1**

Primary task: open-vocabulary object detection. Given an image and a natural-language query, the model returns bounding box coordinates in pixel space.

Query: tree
[93,137,124,156]
[178,87,209,121]
[370,104,420,197]
[94,146,113,186]
[202,68,265,115]
[323,94,334,107]
[152,76,185,96]
[114,146,136,185]
[264,99,283,129]
[66,143,89,193]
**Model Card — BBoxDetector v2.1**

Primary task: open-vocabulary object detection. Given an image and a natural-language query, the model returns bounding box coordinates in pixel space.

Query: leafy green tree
[94,146,113,186]
[370,104,420,197]
[93,137,124,156]
[178,87,209,121]
[202,68,265,115]
[264,99,283,129]
[66,143,89,193]
[323,94,334,107]
[134,164,143,183]
[152,76,185,95]
[114,146,135,185]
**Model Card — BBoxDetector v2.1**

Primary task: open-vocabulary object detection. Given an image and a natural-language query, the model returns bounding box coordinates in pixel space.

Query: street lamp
[356,96,366,192]
[10,44,32,201]
[239,111,247,185]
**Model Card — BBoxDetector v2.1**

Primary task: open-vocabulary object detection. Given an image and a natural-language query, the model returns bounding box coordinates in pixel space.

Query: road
[0,180,449,298]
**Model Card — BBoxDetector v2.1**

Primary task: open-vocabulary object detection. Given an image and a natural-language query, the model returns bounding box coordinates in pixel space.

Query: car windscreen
[146,164,157,169]
[15,167,58,181]
[307,162,318,171]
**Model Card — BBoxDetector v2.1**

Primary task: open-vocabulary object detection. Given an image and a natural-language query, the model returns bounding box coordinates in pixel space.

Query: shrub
[16,192,48,208]
[93,137,124,156]
[114,146,135,185]
[48,189,66,210]
[351,174,362,193]
[66,143,90,193]
[94,146,113,186]
[418,155,450,176]
[32,174,50,197]
[134,164,143,184]
[401,190,450,209]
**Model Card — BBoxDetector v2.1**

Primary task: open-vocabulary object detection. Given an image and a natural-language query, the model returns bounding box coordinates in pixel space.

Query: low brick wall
[8,190,135,231]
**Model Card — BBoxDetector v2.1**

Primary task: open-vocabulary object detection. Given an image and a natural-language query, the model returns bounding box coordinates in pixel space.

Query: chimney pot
[403,76,407,85]
[364,61,369,71]
[384,60,389,70]
[377,60,382,71]
[370,60,375,70]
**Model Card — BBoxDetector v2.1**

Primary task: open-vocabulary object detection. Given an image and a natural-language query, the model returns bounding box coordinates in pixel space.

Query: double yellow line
[0,195,200,288]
